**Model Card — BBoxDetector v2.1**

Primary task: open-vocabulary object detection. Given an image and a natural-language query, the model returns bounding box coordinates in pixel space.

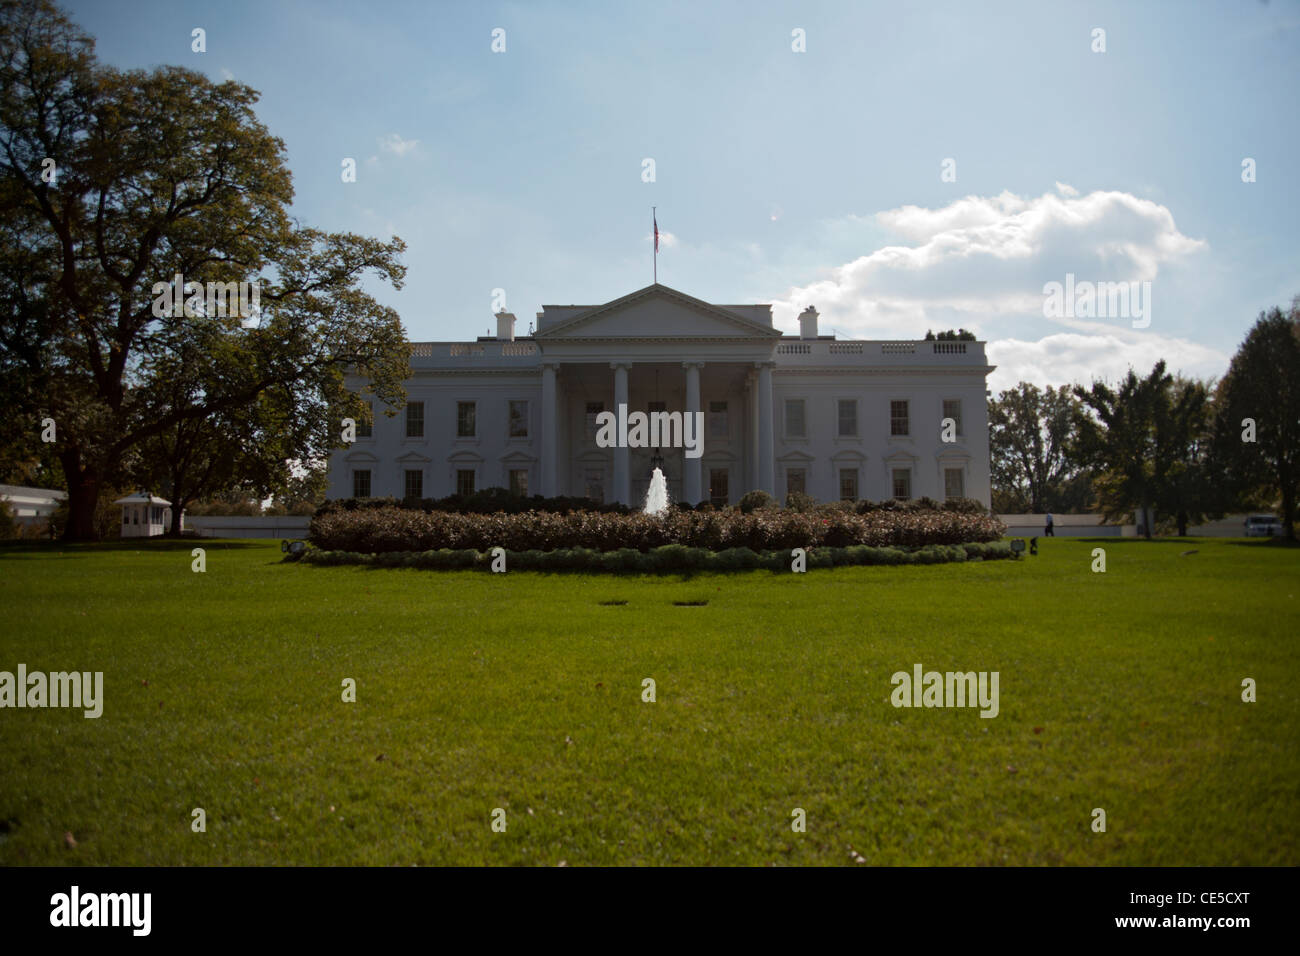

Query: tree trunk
[169,499,188,536]
[1282,484,1296,542]
[62,461,101,541]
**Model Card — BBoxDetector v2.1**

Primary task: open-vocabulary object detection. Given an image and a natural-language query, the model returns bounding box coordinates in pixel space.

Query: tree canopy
[1,0,410,538]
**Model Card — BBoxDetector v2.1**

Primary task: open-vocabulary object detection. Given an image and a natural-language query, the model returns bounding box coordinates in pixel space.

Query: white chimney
[798,306,819,339]
[495,311,516,341]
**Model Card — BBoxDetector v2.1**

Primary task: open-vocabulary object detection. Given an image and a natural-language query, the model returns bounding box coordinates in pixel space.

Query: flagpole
[652,206,657,284]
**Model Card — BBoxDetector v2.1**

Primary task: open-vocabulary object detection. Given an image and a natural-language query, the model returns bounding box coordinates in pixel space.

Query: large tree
[988,382,1092,513]
[1073,363,1170,539]
[1212,303,1300,540]
[1,0,409,538]
[1153,375,1222,537]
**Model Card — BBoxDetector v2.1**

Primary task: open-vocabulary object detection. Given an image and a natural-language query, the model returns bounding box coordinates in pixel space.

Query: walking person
[1045,512,1055,537]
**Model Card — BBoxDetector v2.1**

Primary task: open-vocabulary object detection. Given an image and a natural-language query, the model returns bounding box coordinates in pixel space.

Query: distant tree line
[990,300,1299,540]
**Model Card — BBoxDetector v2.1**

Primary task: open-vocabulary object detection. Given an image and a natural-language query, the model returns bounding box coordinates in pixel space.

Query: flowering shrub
[309,505,1005,554]
[300,540,1013,573]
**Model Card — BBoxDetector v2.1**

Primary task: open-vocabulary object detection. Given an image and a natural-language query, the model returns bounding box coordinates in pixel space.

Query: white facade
[326,284,995,507]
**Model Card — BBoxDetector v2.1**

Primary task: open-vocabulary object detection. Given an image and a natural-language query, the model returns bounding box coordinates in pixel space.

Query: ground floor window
[709,468,729,507]
[584,468,604,503]
[944,467,964,499]
[839,468,858,501]
[352,469,371,498]
[786,468,806,496]
[509,469,529,497]
[456,469,475,497]
[892,468,912,500]
[404,469,423,499]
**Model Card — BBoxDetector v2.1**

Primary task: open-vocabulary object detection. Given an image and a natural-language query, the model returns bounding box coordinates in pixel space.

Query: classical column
[746,368,758,493]
[612,362,631,506]
[541,362,558,497]
[683,361,703,504]
[757,361,775,495]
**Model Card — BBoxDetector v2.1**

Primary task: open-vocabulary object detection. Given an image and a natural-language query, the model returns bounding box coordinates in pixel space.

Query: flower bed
[308,506,1005,554]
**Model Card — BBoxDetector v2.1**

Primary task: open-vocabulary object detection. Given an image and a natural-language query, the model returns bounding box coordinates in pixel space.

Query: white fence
[997,514,1134,538]
[185,516,311,539]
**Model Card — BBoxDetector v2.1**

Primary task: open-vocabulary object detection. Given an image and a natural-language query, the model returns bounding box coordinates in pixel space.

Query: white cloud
[379,133,419,157]
[649,229,679,248]
[219,67,235,82]
[770,187,1208,337]
[987,323,1228,395]
[767,187,1221,388]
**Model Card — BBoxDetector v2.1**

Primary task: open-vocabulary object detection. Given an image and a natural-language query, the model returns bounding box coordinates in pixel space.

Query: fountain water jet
[644,467,670,516]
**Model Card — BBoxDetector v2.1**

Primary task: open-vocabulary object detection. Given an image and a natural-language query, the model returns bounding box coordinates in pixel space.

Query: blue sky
[68,0,1300,392]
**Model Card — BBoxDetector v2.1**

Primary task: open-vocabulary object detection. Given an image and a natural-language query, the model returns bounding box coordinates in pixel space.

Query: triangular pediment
[537,284,779,339]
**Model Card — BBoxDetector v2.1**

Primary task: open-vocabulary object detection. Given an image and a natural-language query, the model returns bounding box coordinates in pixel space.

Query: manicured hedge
[300,540,1013,573]
[308,506,1005,554]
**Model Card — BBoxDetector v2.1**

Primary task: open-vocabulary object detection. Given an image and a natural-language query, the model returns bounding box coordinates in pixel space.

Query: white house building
[326,284,994,507]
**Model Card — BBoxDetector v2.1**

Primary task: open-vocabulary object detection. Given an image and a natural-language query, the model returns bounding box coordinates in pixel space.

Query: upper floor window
[508,400,529,438]
[785,399,806,438]
[838,399,858,437]
[356,400,373,438]
[942,399,963,436]
[890,400,909,437]
[457,401,476,438]
[405,401,424,439]
[585,402,604,442]
[709,400,729,440]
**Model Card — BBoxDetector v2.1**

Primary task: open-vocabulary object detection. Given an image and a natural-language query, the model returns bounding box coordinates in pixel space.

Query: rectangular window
[456,469,475,497]
[508,400,528,438]
[356,401,373,438]
[709,468,729,508]
[786,468,806,496]
[709,400,729,440]
[456,401,476,438]
[943,399,963,436]
[838,399,858,437]
[839,469,858,502]
[892,468,912,500]
[353,469,371,498]
[123,510,129,525]
[890,400,909,437]
[404,469,423,499]
[585,402,604,442]
[509,469,529,497]
[405,401,425,439]
[584,468,604,504]
[785,399,806,438]
[944,467,965,500]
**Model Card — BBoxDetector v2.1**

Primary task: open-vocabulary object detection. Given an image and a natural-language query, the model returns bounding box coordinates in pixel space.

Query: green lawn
[0,536,1296,866]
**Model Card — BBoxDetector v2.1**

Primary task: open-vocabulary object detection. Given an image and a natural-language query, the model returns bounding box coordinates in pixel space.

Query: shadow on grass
[1066,536,1298,548]
[0,538,268,558]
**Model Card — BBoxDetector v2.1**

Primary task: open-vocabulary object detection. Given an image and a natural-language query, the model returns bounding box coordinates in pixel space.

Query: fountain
[643,467,670,516]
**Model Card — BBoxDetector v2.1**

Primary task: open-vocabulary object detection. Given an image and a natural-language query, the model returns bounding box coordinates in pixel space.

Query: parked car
[1244,514,1283,537]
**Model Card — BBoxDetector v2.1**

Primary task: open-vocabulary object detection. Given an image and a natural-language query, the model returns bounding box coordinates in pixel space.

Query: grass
[0,536,1296,866]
